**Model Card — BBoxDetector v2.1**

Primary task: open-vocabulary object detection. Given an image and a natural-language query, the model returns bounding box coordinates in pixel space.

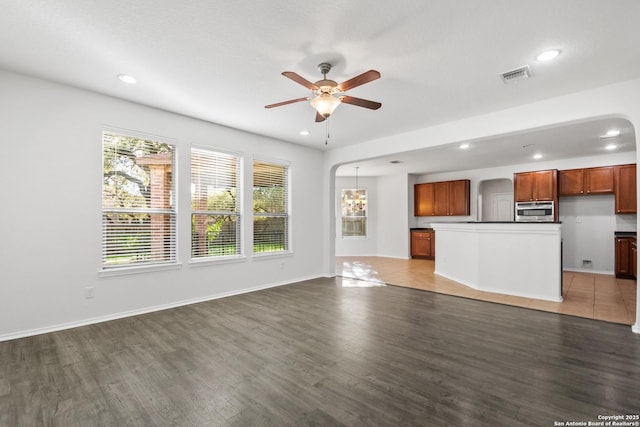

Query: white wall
[0,70,325,340]
[376,174,411,259]
[559,195,617,274]
[335,174,411,259]
[335,176,378,256]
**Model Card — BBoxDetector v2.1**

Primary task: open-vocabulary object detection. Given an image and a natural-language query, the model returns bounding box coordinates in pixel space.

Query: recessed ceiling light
[118,74,137,84]
[389,160,402,164]
[606,129,621,137]
[533,153,543,160]
[536,49,560,62]
[459,143,470,150]
[299,130,310,136]
[605,143,617,150]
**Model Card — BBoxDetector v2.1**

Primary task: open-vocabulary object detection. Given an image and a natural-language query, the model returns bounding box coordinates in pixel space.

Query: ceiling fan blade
[264,97,309,109]
[315,112,326,122]
[337,70,381,91]
[282,71,319,90]
[340,95,382,110]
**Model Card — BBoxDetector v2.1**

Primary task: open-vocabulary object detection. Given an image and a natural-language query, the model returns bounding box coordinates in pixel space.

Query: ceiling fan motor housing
[314,79,339,94]
[318,62,332,75]
[315,63,339,94]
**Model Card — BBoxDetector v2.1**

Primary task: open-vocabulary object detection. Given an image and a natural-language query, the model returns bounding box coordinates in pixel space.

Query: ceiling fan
[265,63,381,122]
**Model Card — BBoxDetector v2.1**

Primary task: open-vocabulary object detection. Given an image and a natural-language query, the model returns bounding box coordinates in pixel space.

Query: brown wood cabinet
[411,230,435,259]
[434,182,450,216]
[614,164,637,214]
[514,170,558,202]
[615,236,636,279]
[414,183,435,216]
[414,179,470,216]
[559,166,614,196]
[449,180,471,216]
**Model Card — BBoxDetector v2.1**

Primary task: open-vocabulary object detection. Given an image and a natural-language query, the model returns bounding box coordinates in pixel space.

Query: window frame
[340,187,368,238]
[252,158,292,256]
[190,146,244,263]
[100,130,179,274]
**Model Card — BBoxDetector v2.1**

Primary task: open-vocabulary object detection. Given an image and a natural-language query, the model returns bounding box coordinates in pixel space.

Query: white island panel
[431,222,563,302]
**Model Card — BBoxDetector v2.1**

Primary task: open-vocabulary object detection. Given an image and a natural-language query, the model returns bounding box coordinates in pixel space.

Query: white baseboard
[434,270,563,302]
[335,254,411,260]
[376,254,412,260]
[0,274,323,343]
[562,267,614,275]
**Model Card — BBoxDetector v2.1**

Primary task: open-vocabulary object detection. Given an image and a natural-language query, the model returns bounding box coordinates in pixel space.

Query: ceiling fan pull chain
[325,117,330,145]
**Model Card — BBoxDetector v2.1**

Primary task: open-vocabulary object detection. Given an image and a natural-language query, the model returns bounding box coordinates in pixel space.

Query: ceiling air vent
[500,65,531,84]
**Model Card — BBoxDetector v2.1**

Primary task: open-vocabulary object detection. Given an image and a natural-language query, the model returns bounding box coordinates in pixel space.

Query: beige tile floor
[336,256,637,325]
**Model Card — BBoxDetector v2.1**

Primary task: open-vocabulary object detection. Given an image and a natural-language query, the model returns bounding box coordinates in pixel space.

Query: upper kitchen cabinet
[614,164,637,214]
[559,166,614,196]
[449,180,471,216]
[514,170,558,202]
[414,179,470,216]
[434,180,470,216]
[414,182,435,216]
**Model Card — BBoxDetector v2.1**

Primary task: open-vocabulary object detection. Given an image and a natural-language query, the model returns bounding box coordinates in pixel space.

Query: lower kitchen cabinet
[615,236,636,279]
[411,229,435,259]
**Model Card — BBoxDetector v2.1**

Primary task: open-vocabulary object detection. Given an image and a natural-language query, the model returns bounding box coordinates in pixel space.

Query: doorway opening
[478,178,513,222]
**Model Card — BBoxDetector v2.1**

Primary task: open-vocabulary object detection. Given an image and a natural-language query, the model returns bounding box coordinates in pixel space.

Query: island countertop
[431,222,563,302]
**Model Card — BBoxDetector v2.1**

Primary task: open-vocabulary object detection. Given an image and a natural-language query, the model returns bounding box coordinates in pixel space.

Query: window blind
[253,160,289,253]
[102,132,176,268]
[191,148,241,259]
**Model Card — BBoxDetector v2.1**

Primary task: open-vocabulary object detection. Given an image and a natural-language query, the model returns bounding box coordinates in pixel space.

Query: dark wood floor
[1,277,639,426]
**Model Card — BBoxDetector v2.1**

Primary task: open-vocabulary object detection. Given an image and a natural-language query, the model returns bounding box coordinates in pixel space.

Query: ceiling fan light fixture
[310,92,341,118]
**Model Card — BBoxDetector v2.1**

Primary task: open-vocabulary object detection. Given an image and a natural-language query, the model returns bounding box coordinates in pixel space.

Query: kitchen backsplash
[615,214,637,232]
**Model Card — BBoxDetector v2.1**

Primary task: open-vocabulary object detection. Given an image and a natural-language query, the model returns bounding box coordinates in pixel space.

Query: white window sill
[252,251,294,260]
[189,255,247,267]
[98,262,182,278]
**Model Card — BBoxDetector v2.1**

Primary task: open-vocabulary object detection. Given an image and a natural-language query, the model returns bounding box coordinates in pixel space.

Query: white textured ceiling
[1,1,639,168]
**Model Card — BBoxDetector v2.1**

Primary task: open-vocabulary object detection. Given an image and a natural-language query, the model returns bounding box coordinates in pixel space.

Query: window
[341,189,367,237]
[191,148,241,259]
[253,160,289,253]
[102,132,176,268]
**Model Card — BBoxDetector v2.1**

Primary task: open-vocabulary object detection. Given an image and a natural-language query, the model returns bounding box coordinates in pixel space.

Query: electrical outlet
[280,262,285,270]
[85,287,95,299]
[582,259,592,267]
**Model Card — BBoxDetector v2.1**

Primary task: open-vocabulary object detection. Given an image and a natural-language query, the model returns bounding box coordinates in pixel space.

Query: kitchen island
[431,222,563,302]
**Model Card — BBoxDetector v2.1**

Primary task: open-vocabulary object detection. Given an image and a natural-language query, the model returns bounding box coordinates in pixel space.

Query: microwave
[515,201,554,222]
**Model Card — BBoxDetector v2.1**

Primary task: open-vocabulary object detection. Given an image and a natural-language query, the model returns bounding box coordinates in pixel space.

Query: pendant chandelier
[350,166,365,213]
